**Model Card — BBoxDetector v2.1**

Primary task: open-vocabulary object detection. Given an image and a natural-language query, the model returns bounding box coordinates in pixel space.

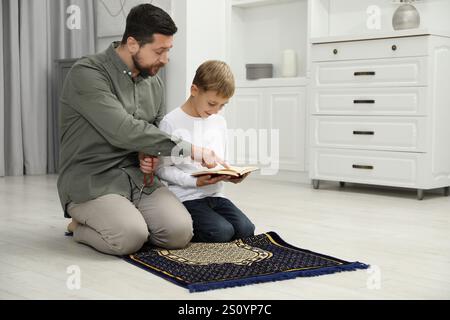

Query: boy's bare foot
[67,219,79,233]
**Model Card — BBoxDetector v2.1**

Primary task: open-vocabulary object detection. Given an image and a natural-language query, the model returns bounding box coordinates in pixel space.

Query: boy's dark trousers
[183,197,255,243]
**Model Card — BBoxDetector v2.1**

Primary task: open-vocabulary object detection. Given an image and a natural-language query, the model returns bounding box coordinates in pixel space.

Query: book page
[191,166,259,177]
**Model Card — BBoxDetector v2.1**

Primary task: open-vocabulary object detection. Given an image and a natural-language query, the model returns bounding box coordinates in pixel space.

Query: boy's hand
[139,153,159,174]
[226,172,250,184]
[196,175,230,187]
[191,145,229,169]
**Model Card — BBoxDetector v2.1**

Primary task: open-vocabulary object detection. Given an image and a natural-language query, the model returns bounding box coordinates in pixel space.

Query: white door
[265,87,306,172]
[225,86,306,172]
[224,88,263,165]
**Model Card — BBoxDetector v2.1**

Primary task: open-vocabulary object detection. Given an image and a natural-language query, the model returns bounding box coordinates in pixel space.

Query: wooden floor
[0,174,449,299]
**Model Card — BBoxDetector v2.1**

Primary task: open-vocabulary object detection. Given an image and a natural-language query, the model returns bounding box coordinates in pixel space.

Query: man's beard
[132,52,162,79]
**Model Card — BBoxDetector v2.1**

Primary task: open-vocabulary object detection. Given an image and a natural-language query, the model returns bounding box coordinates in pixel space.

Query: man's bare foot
[67,219,79,233]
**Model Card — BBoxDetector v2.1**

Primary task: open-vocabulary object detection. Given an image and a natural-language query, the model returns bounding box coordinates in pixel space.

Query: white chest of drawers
[309,34,450,199]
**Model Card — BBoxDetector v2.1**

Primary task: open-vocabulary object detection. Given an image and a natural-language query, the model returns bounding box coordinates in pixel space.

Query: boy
[146,60,255,243]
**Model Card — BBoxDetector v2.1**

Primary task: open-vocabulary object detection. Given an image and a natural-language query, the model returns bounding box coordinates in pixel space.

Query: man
[57,4,225,255]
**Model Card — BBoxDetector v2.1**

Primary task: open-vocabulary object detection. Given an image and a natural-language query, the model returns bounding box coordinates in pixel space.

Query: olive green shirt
[57,42,191,218]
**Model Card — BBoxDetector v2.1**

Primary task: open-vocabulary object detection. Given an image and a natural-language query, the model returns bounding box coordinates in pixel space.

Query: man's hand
[191,145,229,169]
[139,152,160,174]
[196,175,230,187]
[225,172,250,184]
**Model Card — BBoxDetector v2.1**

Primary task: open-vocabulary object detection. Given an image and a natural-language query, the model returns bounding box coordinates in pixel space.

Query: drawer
[310,148,420,187]
[313,57,428,87]
[310,87,427,116]
[311,36,429,62]
[311,116,427,152]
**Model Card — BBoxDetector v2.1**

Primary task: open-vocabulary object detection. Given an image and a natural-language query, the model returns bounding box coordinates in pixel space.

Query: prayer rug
[124,232,369,293]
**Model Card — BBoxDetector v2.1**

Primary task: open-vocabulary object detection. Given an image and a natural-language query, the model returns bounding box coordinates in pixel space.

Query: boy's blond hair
[192,60,235,99]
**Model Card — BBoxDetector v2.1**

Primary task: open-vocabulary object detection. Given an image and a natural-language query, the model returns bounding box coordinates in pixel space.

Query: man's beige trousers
[67,187,194,255]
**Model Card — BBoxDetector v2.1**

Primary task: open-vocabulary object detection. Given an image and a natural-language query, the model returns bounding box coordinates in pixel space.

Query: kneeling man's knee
[150,218,193,249]
[111,223,149,255]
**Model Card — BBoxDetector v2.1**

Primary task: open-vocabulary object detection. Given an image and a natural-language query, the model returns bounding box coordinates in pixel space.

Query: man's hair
[121,4,177,45]
[193,60,235,99]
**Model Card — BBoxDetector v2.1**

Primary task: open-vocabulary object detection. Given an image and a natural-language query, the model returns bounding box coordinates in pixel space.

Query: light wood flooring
[0,175,449,299]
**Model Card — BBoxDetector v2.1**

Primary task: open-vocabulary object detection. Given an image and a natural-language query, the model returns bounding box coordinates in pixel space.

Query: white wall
[166,0,227,111]
[165,0,188,112]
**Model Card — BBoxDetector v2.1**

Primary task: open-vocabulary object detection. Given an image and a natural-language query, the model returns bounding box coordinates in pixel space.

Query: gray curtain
[0,0,96,176]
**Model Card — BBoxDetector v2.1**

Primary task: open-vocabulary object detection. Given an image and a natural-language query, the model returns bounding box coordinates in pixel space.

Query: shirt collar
[106,41,145,82]
[107,41,143,81]
[106,41,144,82]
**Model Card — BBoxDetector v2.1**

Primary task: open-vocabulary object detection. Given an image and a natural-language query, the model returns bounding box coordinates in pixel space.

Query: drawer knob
[353,131,375,135]
[352,164,374,170]
[333,49,338,55]
[392,45,397,51]
[354,99,375,104]
[354,71,376,76]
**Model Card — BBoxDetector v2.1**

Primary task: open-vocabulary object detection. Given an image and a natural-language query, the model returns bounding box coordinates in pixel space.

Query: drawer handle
[392,44,397,51]
[352,164,374,170]
[353,99,375,104]
[354,71,376,76]
[333,49,338,55]
[353,131,375,135]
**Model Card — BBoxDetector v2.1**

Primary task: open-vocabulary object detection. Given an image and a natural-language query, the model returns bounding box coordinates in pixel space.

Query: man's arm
[154,76,166,128]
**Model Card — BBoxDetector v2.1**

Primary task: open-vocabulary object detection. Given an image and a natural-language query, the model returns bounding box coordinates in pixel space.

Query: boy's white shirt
[156,107,227,202]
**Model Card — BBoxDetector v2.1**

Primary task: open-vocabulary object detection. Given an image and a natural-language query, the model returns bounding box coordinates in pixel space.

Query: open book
[191,166,259,178]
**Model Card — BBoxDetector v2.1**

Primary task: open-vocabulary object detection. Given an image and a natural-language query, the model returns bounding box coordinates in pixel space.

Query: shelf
[310,28,450,44]
[231,0,301,8]
[236,77,308,88]
[229,0,308,80]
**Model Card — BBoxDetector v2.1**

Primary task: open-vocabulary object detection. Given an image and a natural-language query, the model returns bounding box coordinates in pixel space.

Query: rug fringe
[188,262,370,293]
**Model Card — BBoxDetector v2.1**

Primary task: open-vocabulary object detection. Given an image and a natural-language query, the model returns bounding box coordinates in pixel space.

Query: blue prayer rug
[124,232,369,293]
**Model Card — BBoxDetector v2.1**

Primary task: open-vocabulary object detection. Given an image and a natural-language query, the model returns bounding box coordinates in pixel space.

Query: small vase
[281,49,297,78]
[392,3,421,30]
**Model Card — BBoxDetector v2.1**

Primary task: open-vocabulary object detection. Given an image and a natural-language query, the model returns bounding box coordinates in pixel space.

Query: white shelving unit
[310,28,450,44]
[168,0,450,186]
[227,0,309,82]
[235,77,308,88]
[224,0,309,175]
[231,0,300,8]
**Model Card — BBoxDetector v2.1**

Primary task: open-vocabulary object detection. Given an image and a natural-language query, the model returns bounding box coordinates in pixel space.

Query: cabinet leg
[417,189,424,200]
[444,187,449,197]
[339,181,345,188]
[312,180,320,190]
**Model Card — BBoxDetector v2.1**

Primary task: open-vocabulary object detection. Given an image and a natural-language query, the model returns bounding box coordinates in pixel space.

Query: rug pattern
[124,232,369,292]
